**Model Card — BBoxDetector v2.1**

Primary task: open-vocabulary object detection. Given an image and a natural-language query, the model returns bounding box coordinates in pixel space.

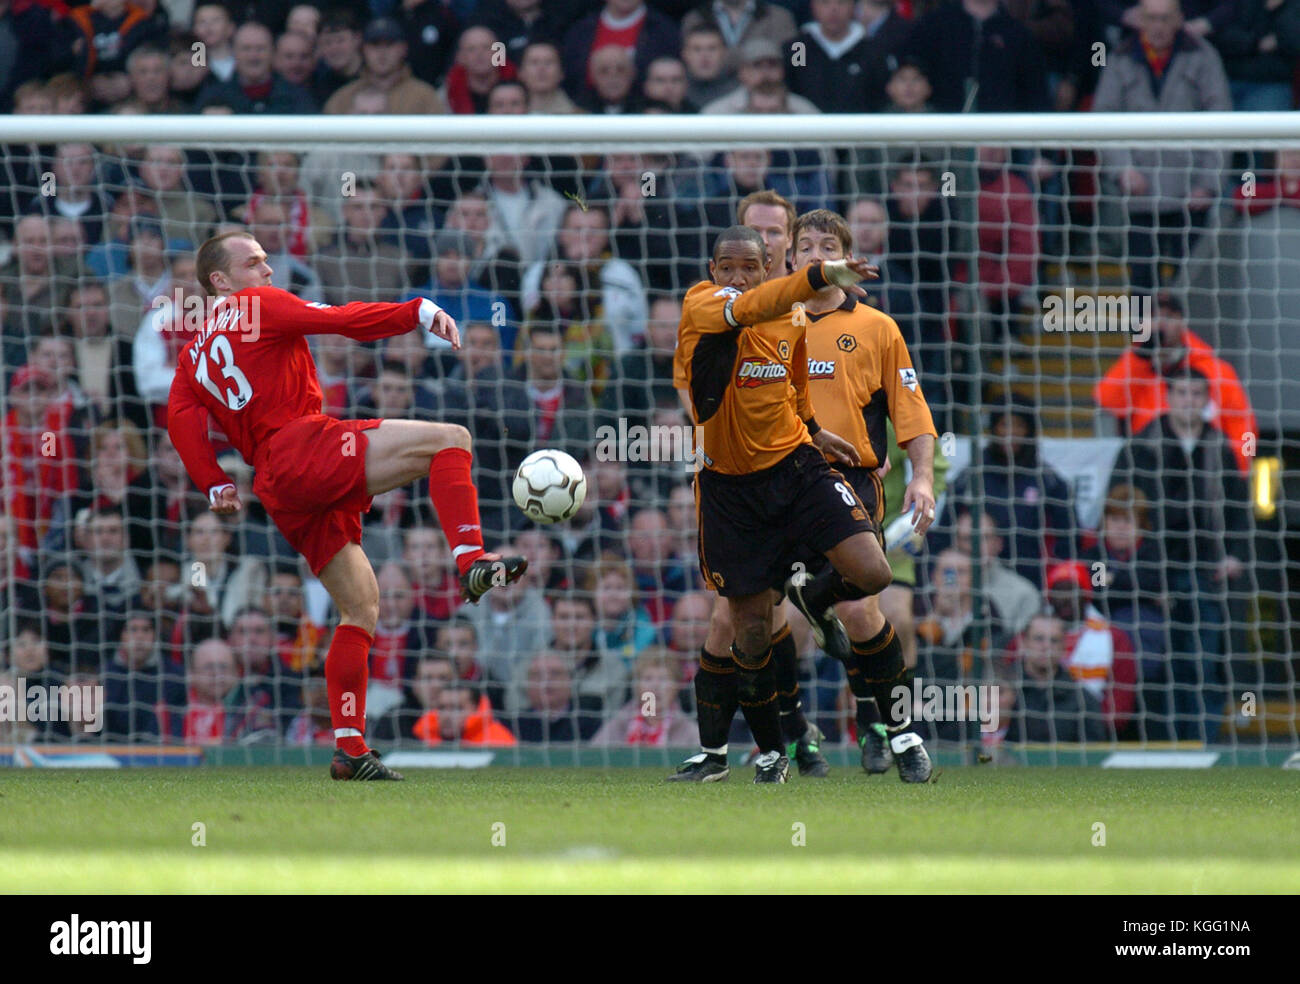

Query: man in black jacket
[1109,365,1251,743]
[1004,613,1107,743]
[787,0,906,113]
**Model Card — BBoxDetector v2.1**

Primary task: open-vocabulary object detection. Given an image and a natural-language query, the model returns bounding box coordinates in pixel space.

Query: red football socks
[326,623,372,756]
[428,446,486,576]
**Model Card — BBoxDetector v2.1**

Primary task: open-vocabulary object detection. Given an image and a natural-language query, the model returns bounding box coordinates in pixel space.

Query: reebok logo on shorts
[735,359,788,387]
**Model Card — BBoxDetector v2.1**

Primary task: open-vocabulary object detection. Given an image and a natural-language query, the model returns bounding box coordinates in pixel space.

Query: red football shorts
[253,414,383,575]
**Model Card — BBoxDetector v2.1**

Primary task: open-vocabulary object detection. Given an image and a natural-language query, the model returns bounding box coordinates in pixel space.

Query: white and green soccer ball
[512,449,587,524]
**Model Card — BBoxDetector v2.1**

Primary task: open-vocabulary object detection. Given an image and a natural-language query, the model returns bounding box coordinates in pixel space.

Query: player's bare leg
[728,591,789,783]
[316,542,402,780]
[364,419,526,603]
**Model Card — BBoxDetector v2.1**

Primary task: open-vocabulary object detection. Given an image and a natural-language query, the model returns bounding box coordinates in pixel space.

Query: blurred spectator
[515,649,590,741]
[459,535,552,706]
[970,145,1038,341]
[1103,0,1234,40]
[641,55,693,112]
[705,148,828,248]
[1216,0,1300,111]
[402,525,462,620]
[169,33,210,107]
[368,561,437,719]
[442,24,516,114]
[192,3,236,83]
[137,144,216,246]
[404,230,506,345]
[39,557,103,674]
[521,202,649,353]
[324,16,446,114]
[314,180,409,305]
[517,39,581,113]
[419,683,517,744]
[312,8,363,103]
[2,365,79,553]
[267,563,324,674]
[180,508,268,631]
[102,610,186,741]
[244,150,334,258]
[1079,484,1168,660]
[1094,290,1257,472]
[246,198,324,302]
[580,43,640,112]
[1002,612,1107,742]
[665,588,711,656]
[682,1,796,72]
[551,592,631,726]
[272,30,317,91]
[845,197,915,326]
[436,616,487,682]
[563,0,680,105]
[26,143,113,248]
[370,652,456,741]
[80,506,141,614]
[132,248,205,419]
[883,55,934,113]
[902,0,1050,112]
[1109,365,1250,741]
[504,321,593,454]
[1233,147,1300,215]
[626,506,689,623]
[69,0,168,108]
[285,675,334,744]
[2,216,56,337]
[475,0,568,63]
[590,647,697,745]
[514,526,568,592]
[478,151,567,270]
[182,634,240,744]
[195,21,317,113]
[376,151,437,261]
[1092,0,1230,289]
[400,0,460,88]
[938,394,1076,588]
[1,623,65,741]
[85,187,156,280]
[599,294,681,430]
[700,36,819,113]
[133,551,183,638]
[788,0,896,113]
[680,22,737,106]
[915,548,1003,686]
[108,218,171,337]
[955,507,1042,639]
[443,189,523,304]
[520,260,613,395]
[1040,560,1139,736]
[225,606,301,736]
[0,0,74,112]
[124,43,179,113]
[590,557,657,664]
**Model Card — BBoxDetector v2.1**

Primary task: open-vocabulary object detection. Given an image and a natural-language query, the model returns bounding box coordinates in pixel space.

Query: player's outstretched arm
[243,287,460,348]
[726,259,880,327]
[166,371,241,514]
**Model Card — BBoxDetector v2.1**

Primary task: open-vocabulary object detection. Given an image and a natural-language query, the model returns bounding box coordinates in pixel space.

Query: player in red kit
[167,231,527,781]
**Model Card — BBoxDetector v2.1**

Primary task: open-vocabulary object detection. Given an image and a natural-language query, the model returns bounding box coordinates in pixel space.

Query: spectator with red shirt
[505,321,592,460]
[1041,560,1139,737]
[242,150,333,260]
[2,365,80,555]
[402,524,462,620]
[967,145,1039,341]
[416,682,517,745]
[369,561,437,717]
[1093,290,1256,472]
[590,647,697,745]
[435,616,486,683]
[102,609,186,741]
[441,24,517,114]
[563,0,679,105]
[183,635,240,744]
[267,563,325,674]
[224,606,301,737]
[194,20,317,114]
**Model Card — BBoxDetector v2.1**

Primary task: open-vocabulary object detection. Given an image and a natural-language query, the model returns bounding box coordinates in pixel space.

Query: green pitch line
[1,768,1296,893]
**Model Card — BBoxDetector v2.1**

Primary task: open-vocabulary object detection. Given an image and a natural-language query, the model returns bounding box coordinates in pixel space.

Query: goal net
[0,113,1294,766]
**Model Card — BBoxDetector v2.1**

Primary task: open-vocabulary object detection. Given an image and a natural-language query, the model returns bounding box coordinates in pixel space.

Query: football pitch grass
[2,767,1297,894]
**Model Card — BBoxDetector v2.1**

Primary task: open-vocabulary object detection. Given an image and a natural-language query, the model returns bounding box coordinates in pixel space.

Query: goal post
[0,112,1294,764]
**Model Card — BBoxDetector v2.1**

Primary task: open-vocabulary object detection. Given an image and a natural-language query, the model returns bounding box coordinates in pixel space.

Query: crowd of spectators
[0,0,1277,751]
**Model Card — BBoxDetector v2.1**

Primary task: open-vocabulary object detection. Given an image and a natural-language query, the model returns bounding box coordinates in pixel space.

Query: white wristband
[208,483,235,506]
[417,298,443,329]
[821,260,860,289]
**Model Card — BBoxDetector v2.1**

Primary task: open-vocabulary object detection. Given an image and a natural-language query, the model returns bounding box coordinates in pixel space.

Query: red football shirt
[167,287,423,494]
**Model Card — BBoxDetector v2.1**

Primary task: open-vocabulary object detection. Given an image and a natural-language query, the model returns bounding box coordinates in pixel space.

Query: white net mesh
[0,115,1294,763]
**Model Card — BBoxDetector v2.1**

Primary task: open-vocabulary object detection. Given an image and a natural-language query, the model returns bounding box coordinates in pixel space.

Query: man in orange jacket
[1094,291,1256,473]
[413,685,516,746]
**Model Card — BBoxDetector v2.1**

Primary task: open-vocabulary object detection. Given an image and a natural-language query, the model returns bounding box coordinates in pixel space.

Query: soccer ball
[512,449,587,524]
